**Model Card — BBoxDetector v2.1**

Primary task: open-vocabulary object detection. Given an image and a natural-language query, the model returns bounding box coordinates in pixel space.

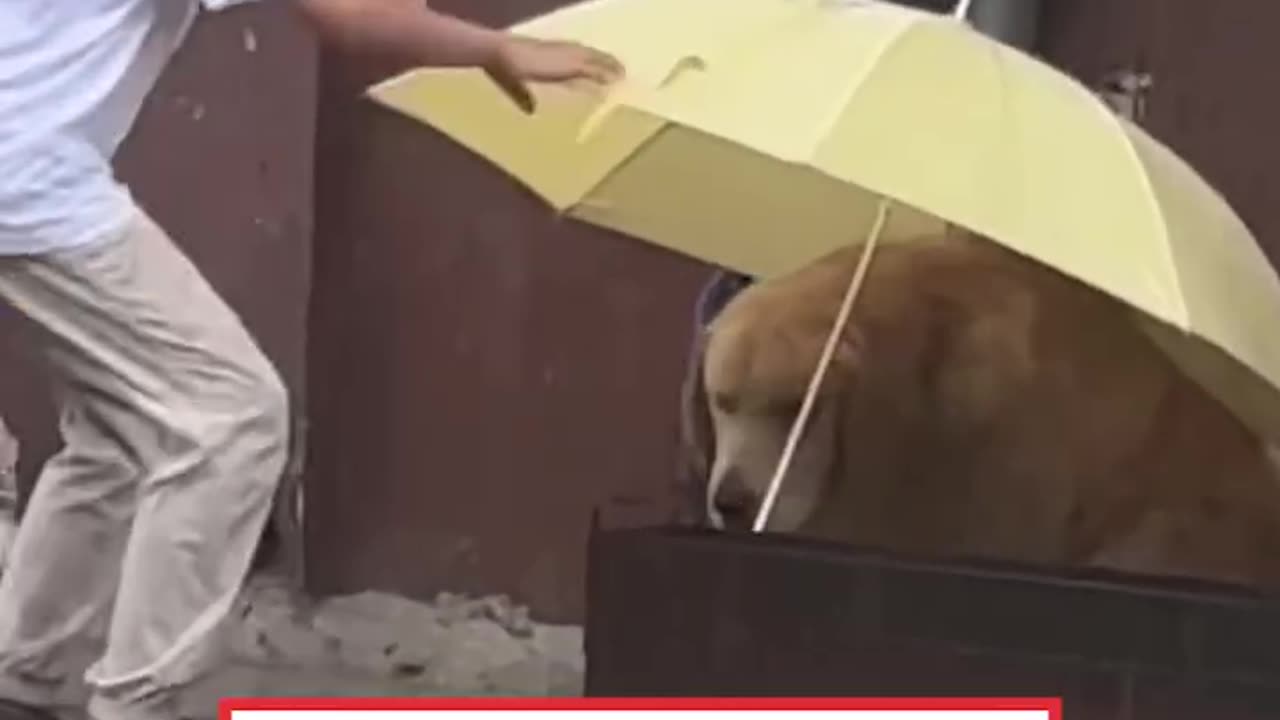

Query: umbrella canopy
[367,0,1280,442]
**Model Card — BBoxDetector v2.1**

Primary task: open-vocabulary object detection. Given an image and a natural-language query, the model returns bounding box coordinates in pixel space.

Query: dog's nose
[712,470,759,531]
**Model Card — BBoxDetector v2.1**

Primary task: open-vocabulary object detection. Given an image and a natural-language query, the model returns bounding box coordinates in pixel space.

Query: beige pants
[0,417,18,569]
[0,208,288,720]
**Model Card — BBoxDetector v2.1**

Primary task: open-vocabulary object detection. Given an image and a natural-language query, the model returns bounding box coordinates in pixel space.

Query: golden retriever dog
[681,225,1280,590]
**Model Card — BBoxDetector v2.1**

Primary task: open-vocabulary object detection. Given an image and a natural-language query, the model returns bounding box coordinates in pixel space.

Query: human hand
[484,35,624,113]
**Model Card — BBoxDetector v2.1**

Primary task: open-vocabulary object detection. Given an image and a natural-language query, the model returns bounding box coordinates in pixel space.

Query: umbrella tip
[952,0,974,21]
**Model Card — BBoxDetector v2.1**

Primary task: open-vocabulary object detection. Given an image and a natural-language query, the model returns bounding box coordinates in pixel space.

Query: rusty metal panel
[1135,2,1280,268]
[305,0,1280,622]
[1040,1,1280,267]
[585,526,1280,718]
[0,4,316,552]
[1037,0,1146,86]
[305,1,710,622]
[302,0,987,623]
[116,4,316,395]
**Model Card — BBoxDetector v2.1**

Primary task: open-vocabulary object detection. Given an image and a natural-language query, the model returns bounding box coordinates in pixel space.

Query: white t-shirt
[0,0,260,255]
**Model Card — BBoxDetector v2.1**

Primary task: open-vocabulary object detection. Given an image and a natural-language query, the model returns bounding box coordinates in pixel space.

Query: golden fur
[683,226,1280,590]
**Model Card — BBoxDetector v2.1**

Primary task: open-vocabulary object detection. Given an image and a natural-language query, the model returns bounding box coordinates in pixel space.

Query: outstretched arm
[293,0,623,112]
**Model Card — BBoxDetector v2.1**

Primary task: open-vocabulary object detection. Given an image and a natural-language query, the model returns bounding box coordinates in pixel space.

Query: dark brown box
[584,526,1280,719]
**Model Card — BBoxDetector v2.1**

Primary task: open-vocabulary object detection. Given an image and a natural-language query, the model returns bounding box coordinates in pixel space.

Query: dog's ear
[675,328,717,525]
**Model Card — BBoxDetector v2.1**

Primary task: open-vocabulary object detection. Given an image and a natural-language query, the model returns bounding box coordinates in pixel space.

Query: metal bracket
[1097,67,1154,123]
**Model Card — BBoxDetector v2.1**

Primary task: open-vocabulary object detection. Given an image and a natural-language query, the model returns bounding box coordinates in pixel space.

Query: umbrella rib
[1093,101,1189,329]
[568,117,673,220]
[804,10,916,167]
[753,197,891,533]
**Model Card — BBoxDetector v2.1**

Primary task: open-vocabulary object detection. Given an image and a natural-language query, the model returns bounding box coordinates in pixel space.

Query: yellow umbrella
[367,0,1280,451]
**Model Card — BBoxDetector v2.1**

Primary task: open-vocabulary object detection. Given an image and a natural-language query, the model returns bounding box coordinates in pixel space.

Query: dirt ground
[2,433,584,717]
[178,573,586,717]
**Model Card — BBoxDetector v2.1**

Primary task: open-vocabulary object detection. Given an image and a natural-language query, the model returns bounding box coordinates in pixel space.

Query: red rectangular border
[219,697,1062,720]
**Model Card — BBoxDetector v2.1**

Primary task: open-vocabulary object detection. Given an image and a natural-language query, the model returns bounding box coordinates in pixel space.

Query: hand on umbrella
[485,36,625,113]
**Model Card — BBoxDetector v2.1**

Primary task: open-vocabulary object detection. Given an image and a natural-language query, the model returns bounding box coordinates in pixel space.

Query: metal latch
[1097,67,1154,123]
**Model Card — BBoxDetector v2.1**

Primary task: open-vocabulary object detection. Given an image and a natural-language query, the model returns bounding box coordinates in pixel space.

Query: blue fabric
[694,270,755,330]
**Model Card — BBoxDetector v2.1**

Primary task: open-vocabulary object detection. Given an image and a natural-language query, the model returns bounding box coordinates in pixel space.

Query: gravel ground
[0,435,588,716]
[1,432,587,716]
[178,574,586,717]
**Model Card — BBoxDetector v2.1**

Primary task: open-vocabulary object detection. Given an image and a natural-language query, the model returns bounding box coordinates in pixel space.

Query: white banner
[219,699,1061,720]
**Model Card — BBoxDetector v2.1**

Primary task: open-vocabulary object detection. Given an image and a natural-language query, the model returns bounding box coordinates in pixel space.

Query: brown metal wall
[1040,0,1280,266]
[0,5,316,518]
[306,0,1280,623]
[9,0,1267,627]
[305,0,710,622]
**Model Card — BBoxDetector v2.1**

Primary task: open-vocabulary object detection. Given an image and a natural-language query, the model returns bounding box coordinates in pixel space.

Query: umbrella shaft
[752,198,892,533]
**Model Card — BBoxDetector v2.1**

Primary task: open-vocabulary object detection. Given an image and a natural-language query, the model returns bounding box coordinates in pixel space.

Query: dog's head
[688,231,1030,537]
[697,258,862,533]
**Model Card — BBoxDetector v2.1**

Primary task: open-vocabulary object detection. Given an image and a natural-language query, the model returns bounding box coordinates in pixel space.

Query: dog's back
[688,228,1280,589]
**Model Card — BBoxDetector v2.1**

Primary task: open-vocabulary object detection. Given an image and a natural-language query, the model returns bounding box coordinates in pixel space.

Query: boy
[0,2,622,720]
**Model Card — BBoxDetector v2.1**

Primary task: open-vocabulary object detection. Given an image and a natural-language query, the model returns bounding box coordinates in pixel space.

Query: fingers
[546,39,624,85]
[487,66,536,113]
[560,76,612,99]
[489,36,622,108]
[583,47,625,83]
[506,81,536,113]
[578,63,619,87]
